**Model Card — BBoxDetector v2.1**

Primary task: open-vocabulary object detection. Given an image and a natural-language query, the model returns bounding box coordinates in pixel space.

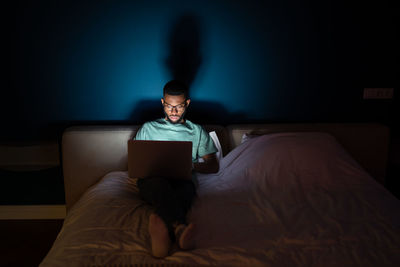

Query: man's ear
[161,98,164,104]
[186,99,191,107]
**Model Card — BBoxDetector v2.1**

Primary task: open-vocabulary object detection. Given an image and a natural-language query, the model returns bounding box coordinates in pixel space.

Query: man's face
[161,94,190,124]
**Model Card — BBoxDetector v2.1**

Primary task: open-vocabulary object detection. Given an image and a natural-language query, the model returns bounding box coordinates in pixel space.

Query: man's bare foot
[176,223,196,250]
[149,213,171,258]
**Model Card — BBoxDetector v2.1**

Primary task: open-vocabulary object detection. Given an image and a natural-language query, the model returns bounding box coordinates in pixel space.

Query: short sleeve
[197,127,218,158]
[134,124,147,140]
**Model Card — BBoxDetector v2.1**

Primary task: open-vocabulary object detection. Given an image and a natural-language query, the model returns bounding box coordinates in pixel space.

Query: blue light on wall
[6,0,398,140]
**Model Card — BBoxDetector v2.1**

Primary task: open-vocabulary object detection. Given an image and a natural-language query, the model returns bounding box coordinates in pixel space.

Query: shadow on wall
[165,13,202,88]
[131,13,248,125]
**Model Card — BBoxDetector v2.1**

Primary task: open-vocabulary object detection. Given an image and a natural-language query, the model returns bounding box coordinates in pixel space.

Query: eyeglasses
[163,100,187,112]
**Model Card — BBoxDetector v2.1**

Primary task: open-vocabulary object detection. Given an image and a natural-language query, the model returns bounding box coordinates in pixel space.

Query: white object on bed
[41,132,400,266]
[198,131,223,163]
[209,131,222,161]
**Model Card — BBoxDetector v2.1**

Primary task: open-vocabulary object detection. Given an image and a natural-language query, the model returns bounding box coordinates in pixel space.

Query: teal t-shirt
[134,118,217,163]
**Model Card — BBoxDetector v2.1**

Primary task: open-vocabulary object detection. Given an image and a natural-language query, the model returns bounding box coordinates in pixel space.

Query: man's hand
[193,153,219,174]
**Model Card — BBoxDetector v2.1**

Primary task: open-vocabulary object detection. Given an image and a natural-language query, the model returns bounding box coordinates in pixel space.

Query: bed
[40,123,400,266]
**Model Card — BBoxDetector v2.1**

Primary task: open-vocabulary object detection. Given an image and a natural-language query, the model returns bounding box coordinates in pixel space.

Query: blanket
[41,132,400,266]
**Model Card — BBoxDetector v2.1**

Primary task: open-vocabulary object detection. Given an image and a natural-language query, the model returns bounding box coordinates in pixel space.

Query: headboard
[62,123,389,212]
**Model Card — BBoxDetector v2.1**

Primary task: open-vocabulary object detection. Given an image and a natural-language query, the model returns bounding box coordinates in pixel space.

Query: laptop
[128,140,193,180]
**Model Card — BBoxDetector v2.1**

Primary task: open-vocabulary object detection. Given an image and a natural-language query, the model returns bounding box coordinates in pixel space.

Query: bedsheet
[41,132,400,266]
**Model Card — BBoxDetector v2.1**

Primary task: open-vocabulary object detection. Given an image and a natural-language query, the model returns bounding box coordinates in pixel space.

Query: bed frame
[62,123,389,212]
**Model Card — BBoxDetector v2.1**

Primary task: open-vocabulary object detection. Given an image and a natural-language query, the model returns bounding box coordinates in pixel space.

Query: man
[134,80,219,258]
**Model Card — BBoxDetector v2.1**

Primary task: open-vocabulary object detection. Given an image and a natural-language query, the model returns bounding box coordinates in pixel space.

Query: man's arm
[193,153,219,174]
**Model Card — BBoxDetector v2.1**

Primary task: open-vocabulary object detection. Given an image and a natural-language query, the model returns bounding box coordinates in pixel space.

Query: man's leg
[137,177,184,238]
[138,177,181,257]
[169,179,197,250]
[169,179,196,223]
[137,177,197,254]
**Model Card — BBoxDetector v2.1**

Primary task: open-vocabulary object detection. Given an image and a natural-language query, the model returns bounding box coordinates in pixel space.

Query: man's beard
[164,109,187,124]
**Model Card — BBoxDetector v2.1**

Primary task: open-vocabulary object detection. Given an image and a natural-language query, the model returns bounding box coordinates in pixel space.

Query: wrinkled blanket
[41,133,400,266]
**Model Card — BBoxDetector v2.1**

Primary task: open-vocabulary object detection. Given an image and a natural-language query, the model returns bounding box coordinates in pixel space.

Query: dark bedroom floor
[0,219,63,267]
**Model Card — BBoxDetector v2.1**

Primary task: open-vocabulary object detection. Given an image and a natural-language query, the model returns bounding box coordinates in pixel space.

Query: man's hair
[163,80,189,99]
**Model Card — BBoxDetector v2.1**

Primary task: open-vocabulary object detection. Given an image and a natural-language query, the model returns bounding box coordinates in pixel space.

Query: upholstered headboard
[62,123,389,212]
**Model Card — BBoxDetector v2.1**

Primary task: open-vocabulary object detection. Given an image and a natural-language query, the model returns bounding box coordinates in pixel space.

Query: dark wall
[3,0,398,142]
